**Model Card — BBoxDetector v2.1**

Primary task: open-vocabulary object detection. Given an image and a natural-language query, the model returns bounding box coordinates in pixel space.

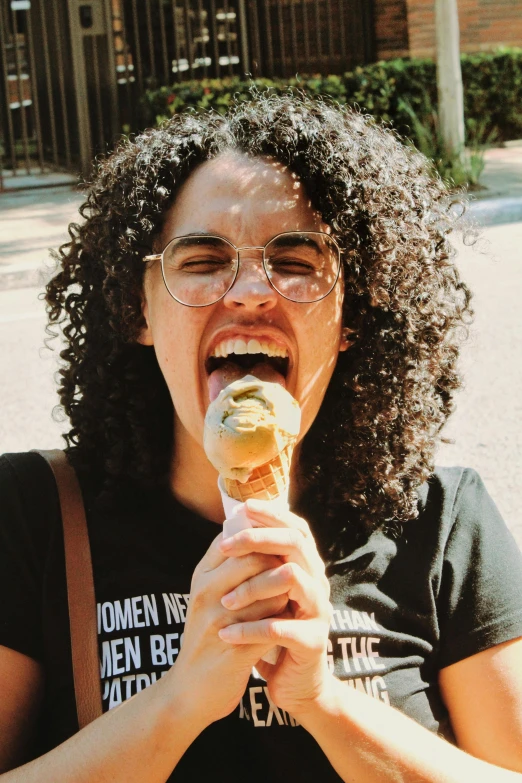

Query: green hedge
[142,47,522,148]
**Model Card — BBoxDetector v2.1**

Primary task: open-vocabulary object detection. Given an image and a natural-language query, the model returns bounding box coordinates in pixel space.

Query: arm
[0,535,287,782]
[219,502,522,783]
[294,649,522,783]
[0,647,44,772]
[0,647,205,783]
[439,638,522,773]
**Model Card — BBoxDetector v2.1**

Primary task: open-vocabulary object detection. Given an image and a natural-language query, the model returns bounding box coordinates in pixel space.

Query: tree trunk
[435,0,465,157]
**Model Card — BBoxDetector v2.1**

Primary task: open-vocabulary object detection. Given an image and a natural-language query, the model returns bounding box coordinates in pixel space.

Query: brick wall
[406,0,522,59]
[374,0,410,59]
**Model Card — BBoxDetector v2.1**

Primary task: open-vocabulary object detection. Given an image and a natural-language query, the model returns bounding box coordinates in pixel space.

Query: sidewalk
[1,144,522,291]
[469,141,522,225]
[0,185,85,290]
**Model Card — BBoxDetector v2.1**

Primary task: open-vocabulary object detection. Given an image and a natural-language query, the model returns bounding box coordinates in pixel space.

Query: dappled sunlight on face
[297,281,345,429]
[141,151,346,459]
[159,153,325,248]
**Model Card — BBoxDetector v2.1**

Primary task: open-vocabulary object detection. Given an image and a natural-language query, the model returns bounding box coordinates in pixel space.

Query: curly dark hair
[45,93,473,557]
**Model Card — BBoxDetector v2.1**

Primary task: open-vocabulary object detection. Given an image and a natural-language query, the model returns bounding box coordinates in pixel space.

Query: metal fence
[116,0,374,85]
[0,0,375,185]
[0,0,76,177]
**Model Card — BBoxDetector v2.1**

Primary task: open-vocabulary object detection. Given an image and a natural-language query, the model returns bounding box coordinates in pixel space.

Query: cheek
[153,329,205,436]
[154,319,197,379]
[144,295,202,392]
[302,287,344,366]
[296,293,344,433]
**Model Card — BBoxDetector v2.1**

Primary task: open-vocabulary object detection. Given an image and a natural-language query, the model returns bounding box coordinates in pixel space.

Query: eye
[178,258,232,274]
[268,257,319,276]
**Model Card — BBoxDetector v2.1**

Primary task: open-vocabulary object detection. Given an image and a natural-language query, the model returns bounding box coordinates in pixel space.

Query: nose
[222,250,278,311]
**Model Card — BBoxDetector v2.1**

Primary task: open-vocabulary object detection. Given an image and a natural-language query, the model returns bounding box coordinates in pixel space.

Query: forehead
[159,152,327,245]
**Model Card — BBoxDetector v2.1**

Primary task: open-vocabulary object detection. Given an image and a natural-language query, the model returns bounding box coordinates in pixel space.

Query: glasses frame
[143,231,342,307]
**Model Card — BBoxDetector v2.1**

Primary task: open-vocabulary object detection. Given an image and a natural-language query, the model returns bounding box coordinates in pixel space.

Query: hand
[167,532,287,727]
[217,500,332,717]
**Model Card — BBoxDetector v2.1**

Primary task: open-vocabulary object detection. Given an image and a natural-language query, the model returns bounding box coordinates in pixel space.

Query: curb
[467,196,522,227]
[2,195,522,293]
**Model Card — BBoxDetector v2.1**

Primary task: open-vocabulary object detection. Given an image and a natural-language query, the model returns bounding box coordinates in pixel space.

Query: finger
[221,527,305,559]
[221,551,282,586]
[221,562,327,618]
[202,552,281,601]
[230,593,288,624]
[220,528,327,584]
[195,531,229,574]
[193,544,281,603]
[219,617,329,655]
[243,500,311,537]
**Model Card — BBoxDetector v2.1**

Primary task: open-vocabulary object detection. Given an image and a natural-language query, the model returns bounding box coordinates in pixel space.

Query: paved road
[0,186,84,288]
[0,286,66,451]
[435,219,522,548]
[1,220,521,548]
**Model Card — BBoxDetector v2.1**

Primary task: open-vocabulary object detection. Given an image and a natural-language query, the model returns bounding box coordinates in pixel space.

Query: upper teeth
[211,338,288,359]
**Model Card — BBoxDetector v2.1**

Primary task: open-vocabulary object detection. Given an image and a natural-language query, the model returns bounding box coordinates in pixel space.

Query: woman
[1,94,521,781]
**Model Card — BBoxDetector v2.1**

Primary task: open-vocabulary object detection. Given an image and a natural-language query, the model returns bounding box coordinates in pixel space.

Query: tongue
[207,360,286,402]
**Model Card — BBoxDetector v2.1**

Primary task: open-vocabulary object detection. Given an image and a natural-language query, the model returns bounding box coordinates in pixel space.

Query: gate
[0,0,118,185]
[114,0,374,87]
[0,0,375,188]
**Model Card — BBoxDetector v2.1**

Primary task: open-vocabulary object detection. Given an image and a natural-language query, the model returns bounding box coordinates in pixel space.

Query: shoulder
[1,450,58,486]
[0,451,61,548]
[0,453,63,659]
[419,465,486,513]
[416,466,507,545]
[0,450,60,507]
[412,466,522,602]
[424,469,522,666]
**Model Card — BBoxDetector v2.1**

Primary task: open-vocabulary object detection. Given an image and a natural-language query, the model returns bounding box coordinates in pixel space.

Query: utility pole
[435,0,465,157]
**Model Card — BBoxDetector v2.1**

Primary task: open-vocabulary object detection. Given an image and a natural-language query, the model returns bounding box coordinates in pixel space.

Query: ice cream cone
[223,443,293,503]
[204,377,299,667]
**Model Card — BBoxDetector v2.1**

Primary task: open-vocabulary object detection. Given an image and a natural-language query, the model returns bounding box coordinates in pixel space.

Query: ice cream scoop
[204,374,301,487]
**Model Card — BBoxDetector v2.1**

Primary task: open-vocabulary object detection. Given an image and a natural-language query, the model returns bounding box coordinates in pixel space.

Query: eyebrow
[270,234,323,253]
[164,232,326,253]
[168,234,229,250]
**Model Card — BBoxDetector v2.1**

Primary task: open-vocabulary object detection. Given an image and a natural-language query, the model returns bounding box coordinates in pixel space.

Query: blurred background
[1,0,521,546]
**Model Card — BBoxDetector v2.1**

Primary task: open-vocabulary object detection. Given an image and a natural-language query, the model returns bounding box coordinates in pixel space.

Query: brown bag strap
[33,449,103,728]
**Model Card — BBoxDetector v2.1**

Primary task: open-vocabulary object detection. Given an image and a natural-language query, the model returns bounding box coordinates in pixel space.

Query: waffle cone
[223,443,294,502]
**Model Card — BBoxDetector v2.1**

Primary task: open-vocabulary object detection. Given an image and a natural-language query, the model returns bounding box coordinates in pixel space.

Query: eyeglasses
[143,231,341,307]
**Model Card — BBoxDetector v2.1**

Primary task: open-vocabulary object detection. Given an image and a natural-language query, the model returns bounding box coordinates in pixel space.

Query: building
[375,0,522,60]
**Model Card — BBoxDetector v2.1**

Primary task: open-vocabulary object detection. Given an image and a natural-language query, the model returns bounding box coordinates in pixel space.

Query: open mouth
[206,339,290,401]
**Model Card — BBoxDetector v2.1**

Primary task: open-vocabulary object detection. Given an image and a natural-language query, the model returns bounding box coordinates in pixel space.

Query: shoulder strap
[32,449,103,728]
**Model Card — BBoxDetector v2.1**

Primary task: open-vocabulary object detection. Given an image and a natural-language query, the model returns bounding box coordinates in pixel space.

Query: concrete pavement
[470,141,522,226]
[1,143,522,291]
[0,185,85,290]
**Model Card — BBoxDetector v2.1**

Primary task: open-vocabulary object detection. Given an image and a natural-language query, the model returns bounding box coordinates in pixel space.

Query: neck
[170,425,225,525]
[169,422,304,524]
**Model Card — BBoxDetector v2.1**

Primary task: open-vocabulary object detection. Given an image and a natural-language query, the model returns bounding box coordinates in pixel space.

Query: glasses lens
[264,232,340,303]
[161,236,237,306]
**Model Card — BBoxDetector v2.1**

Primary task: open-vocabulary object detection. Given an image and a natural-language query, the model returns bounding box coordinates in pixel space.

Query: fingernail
[245,499,265,512]
[218,627,233,641]
[221,591,237,609]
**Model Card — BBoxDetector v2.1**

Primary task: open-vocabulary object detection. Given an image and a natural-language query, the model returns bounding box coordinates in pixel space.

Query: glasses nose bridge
[233,243,269,278]
[235,243,266,258]
[224,243,276,306]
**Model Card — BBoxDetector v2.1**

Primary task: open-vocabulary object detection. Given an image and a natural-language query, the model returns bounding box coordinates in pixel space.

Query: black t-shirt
[1,452,522,781]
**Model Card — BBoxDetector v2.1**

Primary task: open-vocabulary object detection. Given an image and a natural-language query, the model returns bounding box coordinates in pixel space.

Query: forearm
[296,675,521,783]
[1,672,205,783]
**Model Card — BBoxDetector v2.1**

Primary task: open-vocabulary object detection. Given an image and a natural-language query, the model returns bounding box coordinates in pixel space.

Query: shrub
[140,48,522,187]
[144,48,522,145]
